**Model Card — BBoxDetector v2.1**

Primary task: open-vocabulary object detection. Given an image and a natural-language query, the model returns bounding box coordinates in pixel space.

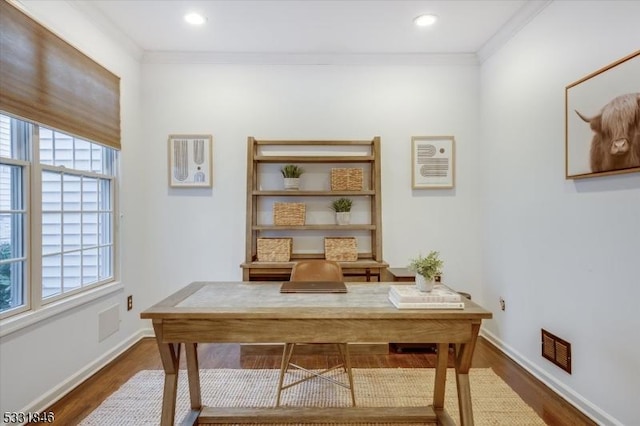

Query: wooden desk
[387,267,416,282]
[141,282,492,425]
[387,267,443,284]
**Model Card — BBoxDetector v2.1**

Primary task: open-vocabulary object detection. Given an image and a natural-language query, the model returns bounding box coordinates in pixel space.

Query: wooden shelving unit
[241,137,388,281]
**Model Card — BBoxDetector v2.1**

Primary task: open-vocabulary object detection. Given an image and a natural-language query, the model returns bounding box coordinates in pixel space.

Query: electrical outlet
[127,295,133,311]
[499,297,505,311]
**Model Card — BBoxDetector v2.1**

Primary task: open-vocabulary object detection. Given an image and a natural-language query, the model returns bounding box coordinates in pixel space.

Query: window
[1,1,120,321]
[0,113,118,319]
[0,115,29,315]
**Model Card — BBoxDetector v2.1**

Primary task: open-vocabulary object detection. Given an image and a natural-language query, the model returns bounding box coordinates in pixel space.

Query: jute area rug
[80,368,545,425]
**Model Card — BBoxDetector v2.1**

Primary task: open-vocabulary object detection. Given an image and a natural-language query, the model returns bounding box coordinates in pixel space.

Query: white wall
[480,1,640,424]
[0,0,144,415]
[138,62,483,311]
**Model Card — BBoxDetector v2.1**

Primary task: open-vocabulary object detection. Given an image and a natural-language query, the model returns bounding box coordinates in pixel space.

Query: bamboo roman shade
[0,0,121,149]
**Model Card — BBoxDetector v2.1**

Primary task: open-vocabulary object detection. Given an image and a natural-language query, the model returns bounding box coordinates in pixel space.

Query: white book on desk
[388,293,465,310]
[389,284,462,303]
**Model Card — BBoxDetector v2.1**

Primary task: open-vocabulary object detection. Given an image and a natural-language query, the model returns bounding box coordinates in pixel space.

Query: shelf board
[253,190,375,196]
[241,259,389,269]
[253,224,375,231]
[255,155,374,163]
[254,140,374,146]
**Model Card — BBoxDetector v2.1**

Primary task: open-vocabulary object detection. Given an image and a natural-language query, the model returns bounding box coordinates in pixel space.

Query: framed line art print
[412,136,455,189]
[565,50,640,179]
[168,134,213,187]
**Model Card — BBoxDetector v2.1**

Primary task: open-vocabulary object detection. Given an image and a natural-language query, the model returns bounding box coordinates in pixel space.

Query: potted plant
[408,251,443,292]
[330,197,353,225]
[280,164,304,190]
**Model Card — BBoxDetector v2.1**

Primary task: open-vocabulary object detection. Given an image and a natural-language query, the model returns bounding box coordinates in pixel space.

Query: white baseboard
[480,329,619,426]
[21,328,153,416]
[140,326,154,337]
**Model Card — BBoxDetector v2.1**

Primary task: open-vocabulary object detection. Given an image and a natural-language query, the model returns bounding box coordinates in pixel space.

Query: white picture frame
[168,134,213,187]
[412,136,455,189]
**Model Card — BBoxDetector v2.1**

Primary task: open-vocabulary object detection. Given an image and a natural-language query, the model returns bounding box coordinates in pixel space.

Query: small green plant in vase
[408,251,443,292]
[281,165,304,189]
[330,197,353,225]
[330,197,353,212]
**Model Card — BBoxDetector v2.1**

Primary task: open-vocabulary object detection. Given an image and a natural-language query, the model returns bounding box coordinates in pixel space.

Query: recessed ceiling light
[184,12,207,26]
[413,14,438,27]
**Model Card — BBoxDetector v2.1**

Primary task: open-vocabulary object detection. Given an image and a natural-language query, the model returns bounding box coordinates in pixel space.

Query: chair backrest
[290,260,344,282]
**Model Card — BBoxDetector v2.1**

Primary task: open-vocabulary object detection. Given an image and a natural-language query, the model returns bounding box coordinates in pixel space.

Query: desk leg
[433,343,449,410]
[185,343,202,409]
[454,322,481,426]
[153,320,181,426]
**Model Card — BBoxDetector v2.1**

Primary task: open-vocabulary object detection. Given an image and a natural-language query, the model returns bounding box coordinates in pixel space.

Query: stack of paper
[388,284,465,309]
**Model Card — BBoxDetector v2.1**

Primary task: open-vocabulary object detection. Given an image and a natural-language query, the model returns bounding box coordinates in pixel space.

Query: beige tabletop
[142,281,490,320]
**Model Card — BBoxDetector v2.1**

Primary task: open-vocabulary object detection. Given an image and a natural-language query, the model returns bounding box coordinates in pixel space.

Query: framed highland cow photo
[565,50,640,179]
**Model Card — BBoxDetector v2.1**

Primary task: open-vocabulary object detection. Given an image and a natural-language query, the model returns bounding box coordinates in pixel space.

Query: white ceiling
[71,0,548,60]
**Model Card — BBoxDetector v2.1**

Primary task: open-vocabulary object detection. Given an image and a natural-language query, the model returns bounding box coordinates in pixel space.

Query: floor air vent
[541,329,571,374]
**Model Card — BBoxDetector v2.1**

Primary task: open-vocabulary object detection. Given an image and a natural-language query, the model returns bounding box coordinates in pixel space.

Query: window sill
[0,281,124,338]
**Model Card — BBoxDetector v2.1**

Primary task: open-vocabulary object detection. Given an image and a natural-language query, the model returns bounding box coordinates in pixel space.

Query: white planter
[415,274,435,292]
[336,212,351,225]
[283,177,300,190]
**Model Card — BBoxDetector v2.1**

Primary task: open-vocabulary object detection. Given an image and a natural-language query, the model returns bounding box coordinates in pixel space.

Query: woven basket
[324,237,358,262]
[331,168,363,191]
[257,238,292,262]
[273,202,306,226]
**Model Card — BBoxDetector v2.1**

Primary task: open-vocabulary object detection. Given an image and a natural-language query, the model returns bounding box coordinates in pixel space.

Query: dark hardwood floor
[35,337,596,425]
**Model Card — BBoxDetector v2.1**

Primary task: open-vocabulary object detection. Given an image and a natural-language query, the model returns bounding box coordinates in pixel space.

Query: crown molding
[477,0,552,64]
[142,51,479,66]
[64,0,551,67]
[67,0,144,61]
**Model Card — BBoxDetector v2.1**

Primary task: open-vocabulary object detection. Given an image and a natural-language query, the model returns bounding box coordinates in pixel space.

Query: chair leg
[341,343,356,406]
[284,343,296,372]
[277,343,356,407]
[336,343,348,373]
[276,343,295,407]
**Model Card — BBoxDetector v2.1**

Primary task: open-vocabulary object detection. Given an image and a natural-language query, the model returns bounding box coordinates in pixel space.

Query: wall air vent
[541,329,572,374]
